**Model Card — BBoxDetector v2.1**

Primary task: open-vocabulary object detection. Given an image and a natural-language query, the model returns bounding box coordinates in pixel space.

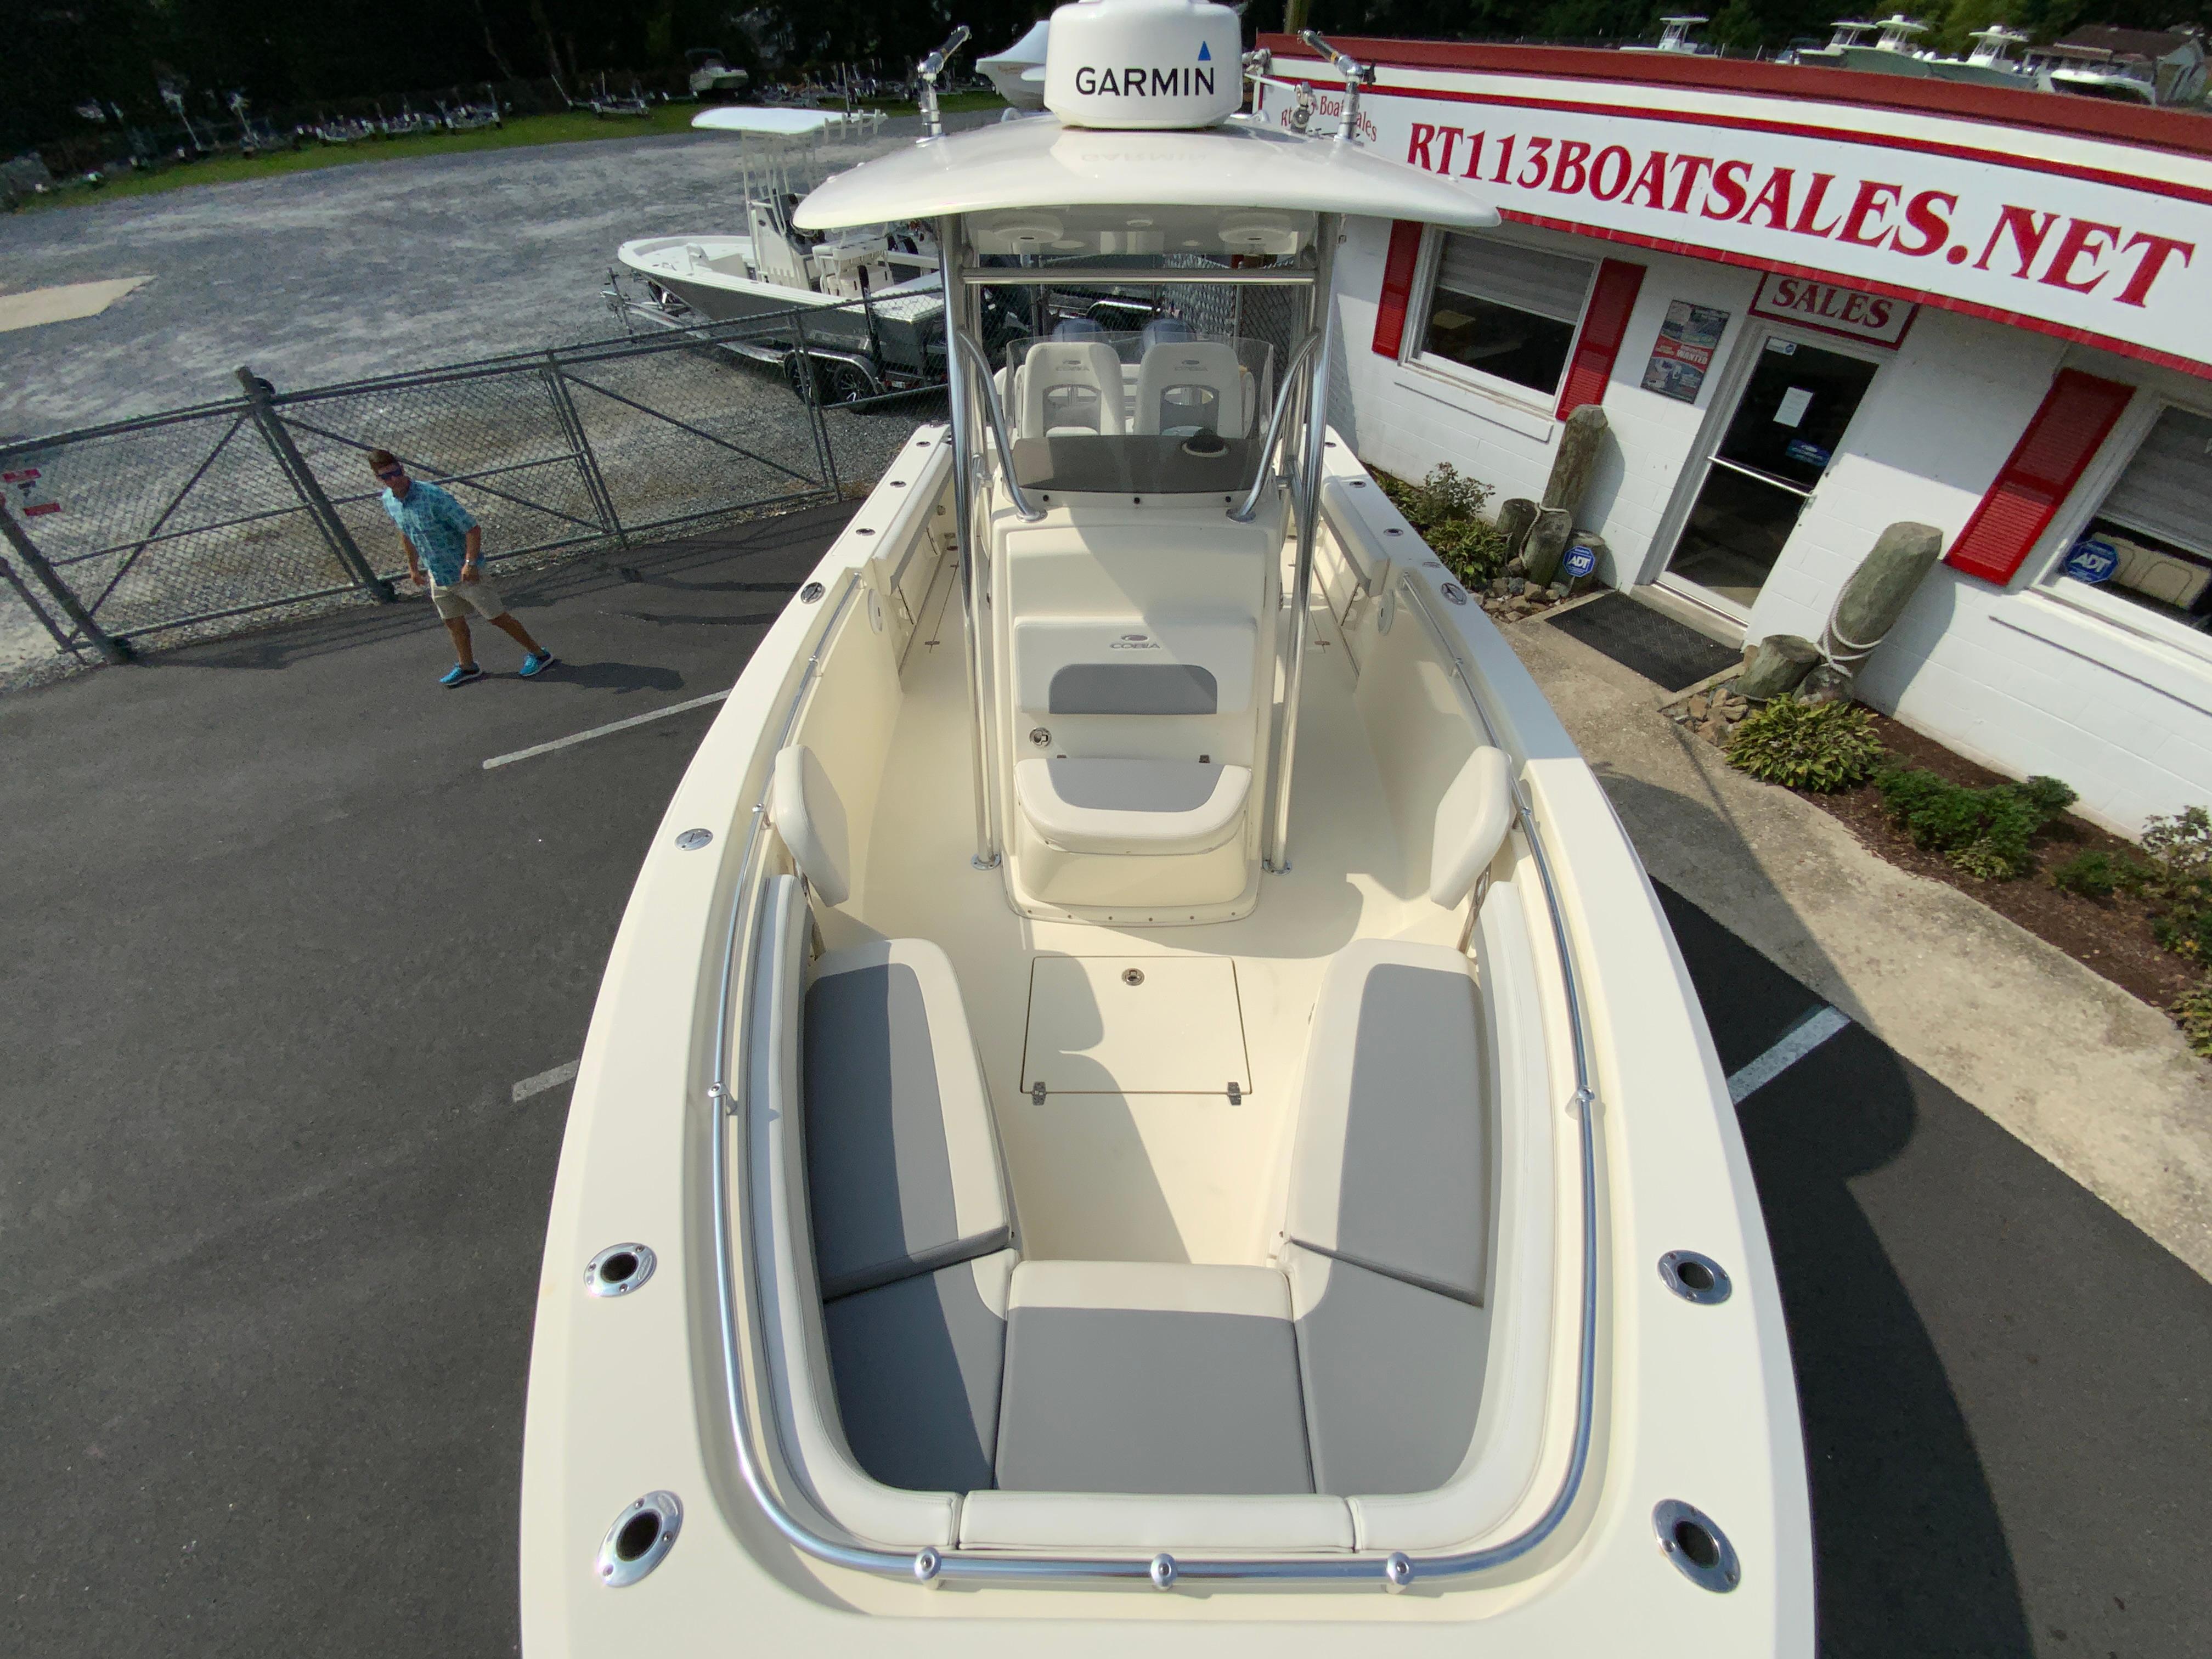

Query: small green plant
[2172,977,2212,1058]
[1378,465,1511,585]
[2135,806,2212,960]
[1725,697,1886,792]
[1874,766,2078,881]
[2049,849,2121,899]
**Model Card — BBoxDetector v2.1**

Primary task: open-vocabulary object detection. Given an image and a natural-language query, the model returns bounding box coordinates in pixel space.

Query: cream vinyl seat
[1007,615,1257,858]
[1132,339,1251,437]
[1018,338,1126,438]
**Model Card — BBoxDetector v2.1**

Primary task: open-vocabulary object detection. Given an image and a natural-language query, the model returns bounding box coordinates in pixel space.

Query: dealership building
[1259,36,2212,834]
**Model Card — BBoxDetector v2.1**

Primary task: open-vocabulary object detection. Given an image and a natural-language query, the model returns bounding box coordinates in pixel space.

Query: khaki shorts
[429,576,506,620]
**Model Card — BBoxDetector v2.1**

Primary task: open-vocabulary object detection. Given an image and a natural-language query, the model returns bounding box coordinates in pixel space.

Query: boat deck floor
[838,566,1457,1267]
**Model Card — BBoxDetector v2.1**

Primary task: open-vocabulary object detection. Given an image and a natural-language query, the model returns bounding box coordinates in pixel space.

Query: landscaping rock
[1506,576,1526,596]
[1796,663,1854,706]
[1495,498,1539,561]
[1687,692,1711,720]
[1522,507,1573,588]
[1832,521,1944,657]
[1504,555,1526,577]
[1542,405,1608,519]
[1739,634,1823,701]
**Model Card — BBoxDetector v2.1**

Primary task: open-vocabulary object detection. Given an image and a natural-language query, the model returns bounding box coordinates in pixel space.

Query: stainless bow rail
[702,558,1605,1590]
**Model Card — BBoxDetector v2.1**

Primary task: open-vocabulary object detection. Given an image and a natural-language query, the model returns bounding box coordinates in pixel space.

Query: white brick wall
[1335,225,2212,834]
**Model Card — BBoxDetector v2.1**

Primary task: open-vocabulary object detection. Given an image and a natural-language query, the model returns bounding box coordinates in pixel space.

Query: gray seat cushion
[994,1261,1313,1496]
[1285,1246,1489,1497]
[1285,937,1490,1304]
[822,1251,1017,1494]
[804,941,1012,1299]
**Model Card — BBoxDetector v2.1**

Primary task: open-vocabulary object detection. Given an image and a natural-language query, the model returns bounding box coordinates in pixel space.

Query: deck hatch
[1019,956,1251,1096]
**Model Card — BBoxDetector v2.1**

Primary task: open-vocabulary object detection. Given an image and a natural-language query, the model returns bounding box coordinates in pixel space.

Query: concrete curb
[1508,610,2212,1284]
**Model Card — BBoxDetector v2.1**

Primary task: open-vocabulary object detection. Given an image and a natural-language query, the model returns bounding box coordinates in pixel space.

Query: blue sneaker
[518,650,556,679]
[439,663,485,688]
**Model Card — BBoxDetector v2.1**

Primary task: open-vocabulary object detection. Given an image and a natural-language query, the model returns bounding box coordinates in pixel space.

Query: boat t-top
[522,2,1812,1651]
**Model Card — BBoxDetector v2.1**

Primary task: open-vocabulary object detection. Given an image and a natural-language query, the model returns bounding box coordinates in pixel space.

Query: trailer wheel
[783,354,815,402]
[824,362,876,404]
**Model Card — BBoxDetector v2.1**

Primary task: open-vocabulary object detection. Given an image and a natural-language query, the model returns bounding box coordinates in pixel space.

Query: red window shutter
[1554,258,1646,420]
[1372,221,1425,359]
[1945,369,2135,586]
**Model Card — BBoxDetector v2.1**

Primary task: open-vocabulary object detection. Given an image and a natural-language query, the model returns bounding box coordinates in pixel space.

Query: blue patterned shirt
[381,479,478,584]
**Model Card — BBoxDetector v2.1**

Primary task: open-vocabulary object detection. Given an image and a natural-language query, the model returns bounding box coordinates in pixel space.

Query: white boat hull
[519,427,1813,1654]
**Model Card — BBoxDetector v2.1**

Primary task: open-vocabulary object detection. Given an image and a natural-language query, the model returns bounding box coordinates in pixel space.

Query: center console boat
[522,5,1813,1651]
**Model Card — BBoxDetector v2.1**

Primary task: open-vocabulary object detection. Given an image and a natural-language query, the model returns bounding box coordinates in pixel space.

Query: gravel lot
[0,121,967,675]
[0,114,990,439]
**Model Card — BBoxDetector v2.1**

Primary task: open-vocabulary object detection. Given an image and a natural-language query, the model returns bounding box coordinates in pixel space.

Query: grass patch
[20,106,705,209]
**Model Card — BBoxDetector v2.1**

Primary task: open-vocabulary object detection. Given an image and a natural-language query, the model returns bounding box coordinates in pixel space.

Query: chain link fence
[0,272,1312,675]
[0,301,931,673]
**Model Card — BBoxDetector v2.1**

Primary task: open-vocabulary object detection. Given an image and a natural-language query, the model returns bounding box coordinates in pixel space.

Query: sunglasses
[373,466,405,481]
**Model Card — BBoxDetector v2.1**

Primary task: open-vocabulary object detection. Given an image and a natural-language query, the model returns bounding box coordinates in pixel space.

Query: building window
[1417,233,1596,398]
[2057,405,2212,633]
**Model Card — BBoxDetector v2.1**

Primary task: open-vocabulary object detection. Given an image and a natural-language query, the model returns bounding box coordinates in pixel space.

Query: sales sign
[1259,63,2212,374]
[1751,272,1915,346]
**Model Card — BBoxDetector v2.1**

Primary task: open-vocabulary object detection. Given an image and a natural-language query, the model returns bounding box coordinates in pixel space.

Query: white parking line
[513,1060,579,1102]
[483,690,730,770]
[1726,1005,1851,1105]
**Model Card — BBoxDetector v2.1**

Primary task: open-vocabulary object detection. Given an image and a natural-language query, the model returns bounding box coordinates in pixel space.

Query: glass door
[1663,335,1880,614]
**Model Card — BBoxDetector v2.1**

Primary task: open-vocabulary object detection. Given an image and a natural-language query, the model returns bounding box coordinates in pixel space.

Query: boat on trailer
[521,3,1812,1651]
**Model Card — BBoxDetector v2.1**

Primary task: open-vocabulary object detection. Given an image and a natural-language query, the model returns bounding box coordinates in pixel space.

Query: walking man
[370,449,554,686]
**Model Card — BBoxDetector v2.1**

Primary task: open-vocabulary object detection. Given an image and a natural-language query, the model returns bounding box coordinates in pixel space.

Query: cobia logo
[1074,40,1215,98]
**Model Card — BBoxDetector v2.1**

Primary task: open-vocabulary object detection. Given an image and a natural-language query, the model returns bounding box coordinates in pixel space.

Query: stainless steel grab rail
[1229,331,1320,525]
[703,490,1604,1593]
[951,330,1044,524]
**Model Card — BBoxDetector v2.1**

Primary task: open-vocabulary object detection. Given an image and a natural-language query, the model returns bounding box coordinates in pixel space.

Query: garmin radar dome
[1043,0,1243,129]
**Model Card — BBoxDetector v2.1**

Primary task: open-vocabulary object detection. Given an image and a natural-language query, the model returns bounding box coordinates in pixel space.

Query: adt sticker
[1784,438,1831,467]
[1564,543,1599,579]
[2064,537,2119,585]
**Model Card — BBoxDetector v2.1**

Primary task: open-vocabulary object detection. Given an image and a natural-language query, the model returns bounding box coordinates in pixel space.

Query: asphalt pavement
[3,514,2207,1656]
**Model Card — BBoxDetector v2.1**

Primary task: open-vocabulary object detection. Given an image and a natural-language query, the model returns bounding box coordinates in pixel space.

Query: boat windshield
[997,327,1281,499]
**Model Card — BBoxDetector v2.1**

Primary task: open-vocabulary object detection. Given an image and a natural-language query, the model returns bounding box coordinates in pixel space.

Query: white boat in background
[618,112,935,397]
[1622,15,1714,55]
[524,5,1812,1653]
[2031,24,2210,106]
[687,48,752,101]
[690,104,889,142]
[978,20,1052,109]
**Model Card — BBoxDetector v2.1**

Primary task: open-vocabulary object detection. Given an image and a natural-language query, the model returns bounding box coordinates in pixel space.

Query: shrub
[1378,465,1511,585]
[2137,806,2212,960]
[2050,849,2121,899]
[1725,697,1886,792]
[1873,765,2078,882]
[2173,977,2212,1058]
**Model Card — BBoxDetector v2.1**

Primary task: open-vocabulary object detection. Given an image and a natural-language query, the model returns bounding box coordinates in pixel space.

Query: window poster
[1642,301,1730,403]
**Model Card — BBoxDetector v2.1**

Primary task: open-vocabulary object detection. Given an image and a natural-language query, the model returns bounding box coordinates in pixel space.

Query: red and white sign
[2,467,59,517]
[1259,66,2212,379]
[1750,272,1915,346]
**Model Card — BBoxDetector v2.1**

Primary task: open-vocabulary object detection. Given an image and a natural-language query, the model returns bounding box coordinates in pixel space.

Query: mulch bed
[1758,712,2197,1012]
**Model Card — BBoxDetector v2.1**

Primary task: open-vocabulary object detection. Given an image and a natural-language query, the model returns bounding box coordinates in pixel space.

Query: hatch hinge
[1227,1082,1243,1104]
[1031,1081,1047,1105]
